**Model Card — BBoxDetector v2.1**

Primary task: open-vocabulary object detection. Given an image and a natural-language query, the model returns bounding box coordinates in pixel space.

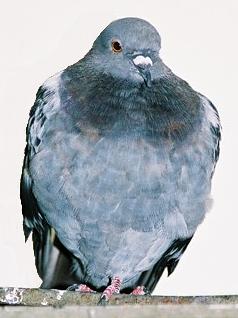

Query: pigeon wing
[21,75,76,286]
[20,84,54,279]
[136,237,193,293]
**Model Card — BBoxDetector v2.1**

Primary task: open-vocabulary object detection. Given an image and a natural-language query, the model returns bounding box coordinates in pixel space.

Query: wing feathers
[137,237,193,292]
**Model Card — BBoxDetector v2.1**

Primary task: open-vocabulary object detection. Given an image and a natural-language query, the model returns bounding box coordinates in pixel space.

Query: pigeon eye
[111,41,122,53]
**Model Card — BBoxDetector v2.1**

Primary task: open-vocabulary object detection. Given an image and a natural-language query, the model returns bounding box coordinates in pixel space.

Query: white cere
[133,55,153,66]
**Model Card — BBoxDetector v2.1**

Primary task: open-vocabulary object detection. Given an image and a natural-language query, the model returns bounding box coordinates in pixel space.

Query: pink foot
[67,284,96,293]
[98,276,121,304]
[130,286,148,295]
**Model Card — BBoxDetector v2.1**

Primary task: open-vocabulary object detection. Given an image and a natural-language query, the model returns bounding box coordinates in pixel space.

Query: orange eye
[111,41,122,53]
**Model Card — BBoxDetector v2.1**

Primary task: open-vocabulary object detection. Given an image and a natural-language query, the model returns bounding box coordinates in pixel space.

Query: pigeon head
[87,18,163,87]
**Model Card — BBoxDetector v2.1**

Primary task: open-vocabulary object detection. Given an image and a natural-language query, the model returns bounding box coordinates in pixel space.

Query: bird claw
[130,286,150,295]
[67,284,96,293]
[98,276,121,305]
[97,295,108,306]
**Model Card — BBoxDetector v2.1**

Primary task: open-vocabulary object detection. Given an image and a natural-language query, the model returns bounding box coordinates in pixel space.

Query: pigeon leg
[67,284,96,293]
[130,286,150,295]
[98,276,121,305]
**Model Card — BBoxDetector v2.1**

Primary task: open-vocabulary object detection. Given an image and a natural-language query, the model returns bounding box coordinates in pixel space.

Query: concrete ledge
[1,288,238,318]
[0,287,238,306]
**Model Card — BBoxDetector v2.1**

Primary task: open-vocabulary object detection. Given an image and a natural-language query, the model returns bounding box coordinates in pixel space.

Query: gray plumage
[21,17,221,293]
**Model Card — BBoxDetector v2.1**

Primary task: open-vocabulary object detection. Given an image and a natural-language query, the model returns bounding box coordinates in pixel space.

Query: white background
[0,0,237,295]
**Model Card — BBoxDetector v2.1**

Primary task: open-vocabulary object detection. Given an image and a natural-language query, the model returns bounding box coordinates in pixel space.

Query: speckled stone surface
[0,287,238,306]
[0,288,238,317]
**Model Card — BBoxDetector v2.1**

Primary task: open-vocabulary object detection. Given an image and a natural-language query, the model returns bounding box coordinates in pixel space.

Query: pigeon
[21,17,221,303]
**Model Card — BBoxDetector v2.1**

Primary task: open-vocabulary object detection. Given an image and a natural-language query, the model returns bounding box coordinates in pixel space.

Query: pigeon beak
[133,55,153,87]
